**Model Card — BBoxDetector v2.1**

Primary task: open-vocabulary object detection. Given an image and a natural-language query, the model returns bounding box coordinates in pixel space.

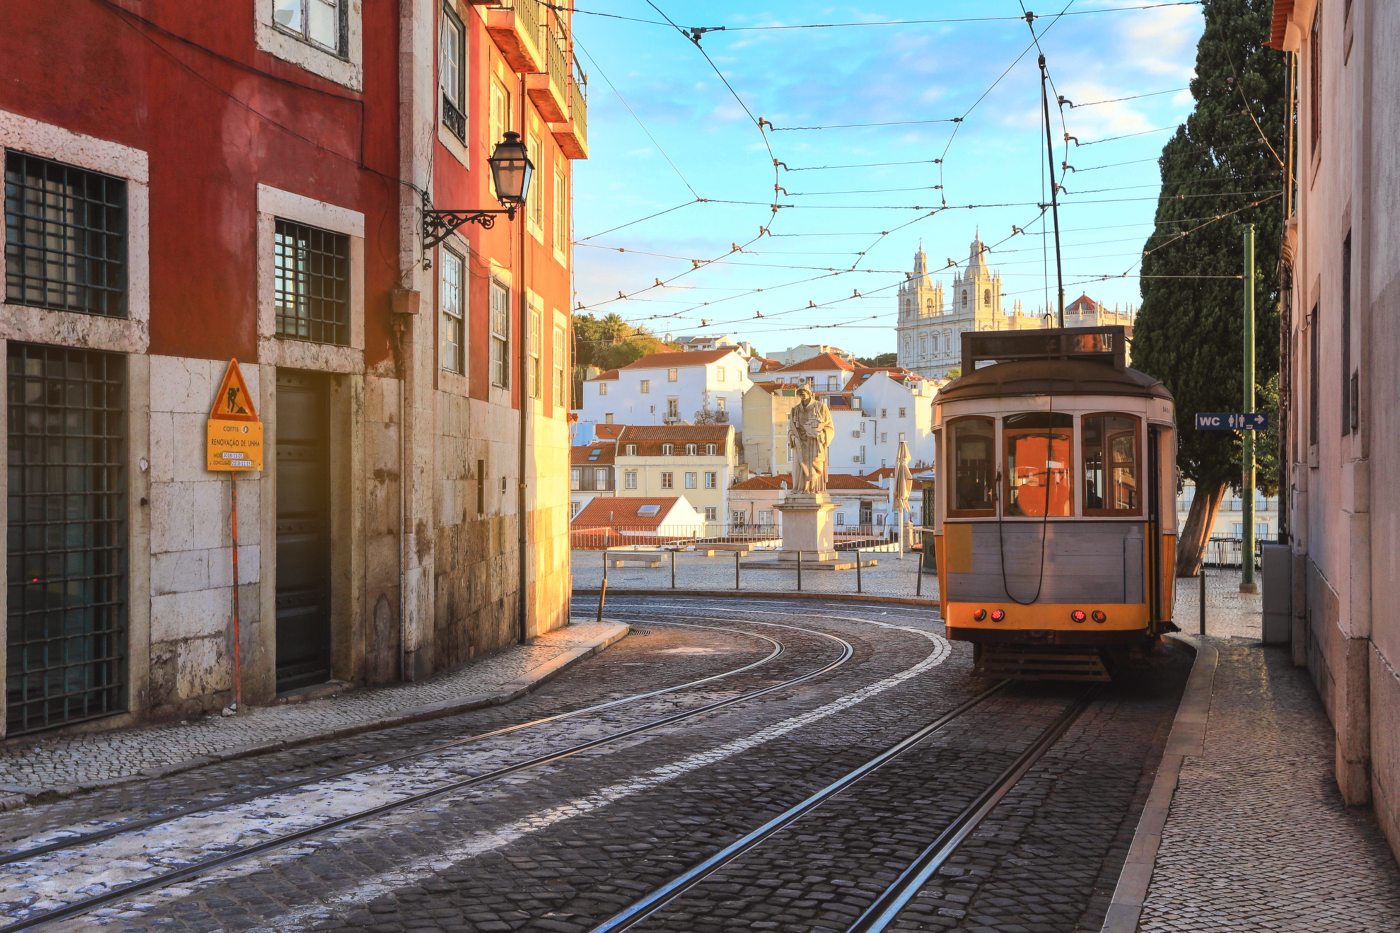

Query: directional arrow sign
[1195,412,1268,431]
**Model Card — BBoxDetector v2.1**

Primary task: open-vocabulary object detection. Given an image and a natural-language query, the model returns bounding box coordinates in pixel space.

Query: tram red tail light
[989,609,1006,623]
[1071,610,1087,623]
[972,608,987,621]
[1092,610,1108,623]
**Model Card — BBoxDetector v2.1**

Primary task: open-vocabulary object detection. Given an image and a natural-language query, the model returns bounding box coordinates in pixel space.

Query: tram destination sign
[206,358,264,471]
[1195,411,1268,431]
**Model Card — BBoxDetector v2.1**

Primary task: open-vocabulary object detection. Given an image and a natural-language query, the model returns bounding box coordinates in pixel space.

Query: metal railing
[571,522,780,551]
[441,92,466,142]
[547,29,568,101]
[569,57,587,143]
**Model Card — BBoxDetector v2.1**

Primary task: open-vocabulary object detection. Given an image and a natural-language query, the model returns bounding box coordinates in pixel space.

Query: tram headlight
[989,609,1006,623]
[972,608,987,621]
[1092,610,1108,623]
[1071,610,1087,623]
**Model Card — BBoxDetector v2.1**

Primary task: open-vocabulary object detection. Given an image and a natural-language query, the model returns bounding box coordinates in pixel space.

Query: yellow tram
[931,327,1177,680]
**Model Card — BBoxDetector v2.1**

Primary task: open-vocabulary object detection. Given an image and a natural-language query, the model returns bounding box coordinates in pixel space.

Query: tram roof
[936,358,1172,403]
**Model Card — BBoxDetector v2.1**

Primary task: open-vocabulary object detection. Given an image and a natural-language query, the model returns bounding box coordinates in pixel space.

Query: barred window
[440,247,465,374]
[4,152,128,318]
[490,278,510,388]
[274,218,350,345]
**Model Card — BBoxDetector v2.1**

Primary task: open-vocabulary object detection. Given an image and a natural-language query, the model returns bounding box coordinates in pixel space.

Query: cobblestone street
[0,596,1190,931]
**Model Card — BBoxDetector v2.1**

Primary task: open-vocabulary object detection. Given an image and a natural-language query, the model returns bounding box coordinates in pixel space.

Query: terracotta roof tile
[571,442,616,465]
[571,496,682,531]
[776,351,856,373]
[615,424,731,456]
[623,348,736,370]
[593,423,626,440]
[731,473,881,491]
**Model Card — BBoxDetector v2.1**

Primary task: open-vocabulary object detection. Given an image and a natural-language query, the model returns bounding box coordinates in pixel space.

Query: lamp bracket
[421,189,516,252]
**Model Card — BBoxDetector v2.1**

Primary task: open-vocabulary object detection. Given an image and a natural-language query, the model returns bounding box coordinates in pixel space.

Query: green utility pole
[1241,224,1258,594]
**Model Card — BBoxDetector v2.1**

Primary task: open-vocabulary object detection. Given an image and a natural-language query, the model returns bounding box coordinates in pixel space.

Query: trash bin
[1261,541,1291,646]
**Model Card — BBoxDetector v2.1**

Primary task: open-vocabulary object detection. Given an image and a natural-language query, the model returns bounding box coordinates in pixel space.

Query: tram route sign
[206,358,264,471]
[1195,411,1268,431]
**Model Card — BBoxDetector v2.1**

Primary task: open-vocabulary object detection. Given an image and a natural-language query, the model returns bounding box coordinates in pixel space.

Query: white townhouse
[824,369,937,475]
[576,348,753,431]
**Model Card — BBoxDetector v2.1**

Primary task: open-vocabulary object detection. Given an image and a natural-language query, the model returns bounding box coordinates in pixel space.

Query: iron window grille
[4,151,128,318]
[274,218,351,346]
[273,0,347,57]
[6,344,127,735]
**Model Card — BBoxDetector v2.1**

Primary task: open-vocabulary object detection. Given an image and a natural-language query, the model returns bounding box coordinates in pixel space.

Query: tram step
[977,647,1113,683]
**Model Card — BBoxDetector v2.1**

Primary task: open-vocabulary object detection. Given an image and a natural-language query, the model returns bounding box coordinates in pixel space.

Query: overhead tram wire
[573,37,700,199]
[570,0,785,314]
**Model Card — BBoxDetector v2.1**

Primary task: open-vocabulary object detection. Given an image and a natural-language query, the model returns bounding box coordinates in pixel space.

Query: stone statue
[788,384,835,494]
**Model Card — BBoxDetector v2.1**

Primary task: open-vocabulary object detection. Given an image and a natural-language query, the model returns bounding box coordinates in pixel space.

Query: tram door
[1146,425,1163,626]
[275,371,332,692]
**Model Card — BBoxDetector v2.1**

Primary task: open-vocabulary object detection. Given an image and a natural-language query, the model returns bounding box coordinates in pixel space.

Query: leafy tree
[856,352,899,368]
[571,313,674,405]
[1130,0,1285,576]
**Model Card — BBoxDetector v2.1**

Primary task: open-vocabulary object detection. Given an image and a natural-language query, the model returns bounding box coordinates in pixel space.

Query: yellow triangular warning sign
[210,359,260,422]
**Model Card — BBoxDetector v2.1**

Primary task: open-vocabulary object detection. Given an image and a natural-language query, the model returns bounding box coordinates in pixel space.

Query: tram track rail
[592,683,1100,933]
[0,613,854,932]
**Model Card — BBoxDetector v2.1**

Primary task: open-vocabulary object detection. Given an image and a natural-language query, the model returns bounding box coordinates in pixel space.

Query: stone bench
[609,553,664,568]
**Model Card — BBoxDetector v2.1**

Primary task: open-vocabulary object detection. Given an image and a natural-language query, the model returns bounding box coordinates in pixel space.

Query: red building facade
[0,1,583,736]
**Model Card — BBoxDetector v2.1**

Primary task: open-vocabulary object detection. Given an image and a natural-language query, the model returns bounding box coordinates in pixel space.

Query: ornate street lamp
[422,131,534,251]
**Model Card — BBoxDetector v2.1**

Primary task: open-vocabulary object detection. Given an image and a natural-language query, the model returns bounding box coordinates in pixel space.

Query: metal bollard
[734,551,740,590]
[856,548,863,594]
[1199,565,1206,636]
[597,576,608,624]
[603,549,609,583]
[916,559,923,597]
[671,549,676,589]
[797,550,803,591]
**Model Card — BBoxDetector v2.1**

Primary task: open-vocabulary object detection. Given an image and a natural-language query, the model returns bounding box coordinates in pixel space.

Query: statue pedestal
[776,492,837,562]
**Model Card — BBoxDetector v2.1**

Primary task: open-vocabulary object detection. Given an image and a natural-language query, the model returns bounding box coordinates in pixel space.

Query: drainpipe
[517,69,529,646]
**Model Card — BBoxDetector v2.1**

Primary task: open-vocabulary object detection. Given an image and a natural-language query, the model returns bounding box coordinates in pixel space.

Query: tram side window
[947,417,996,516]
[1003,412,1073,517]
[1082,413,1140,514]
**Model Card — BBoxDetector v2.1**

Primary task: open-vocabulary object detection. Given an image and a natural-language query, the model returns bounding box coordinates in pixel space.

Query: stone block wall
[146,355,266,717]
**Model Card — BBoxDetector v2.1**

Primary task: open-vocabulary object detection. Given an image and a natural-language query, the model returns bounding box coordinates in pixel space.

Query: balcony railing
[553,58,588,159]
[483,0,544,74]
[526,28,569,122]
[442,92,466,142]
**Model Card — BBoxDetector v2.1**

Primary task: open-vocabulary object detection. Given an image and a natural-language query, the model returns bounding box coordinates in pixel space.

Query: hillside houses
[571,341,940,537]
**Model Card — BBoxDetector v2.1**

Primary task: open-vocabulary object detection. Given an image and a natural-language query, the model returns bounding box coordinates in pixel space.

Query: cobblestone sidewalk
[0,621,626,807]
[1107,581,1400,931]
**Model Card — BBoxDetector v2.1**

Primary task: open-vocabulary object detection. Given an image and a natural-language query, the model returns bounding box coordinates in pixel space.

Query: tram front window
[1003,412,1073,517]
[1083,413,1140,514]
[948,417,996,516]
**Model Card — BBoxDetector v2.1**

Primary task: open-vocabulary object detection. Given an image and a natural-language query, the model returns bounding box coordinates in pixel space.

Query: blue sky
[570,1,1207,358]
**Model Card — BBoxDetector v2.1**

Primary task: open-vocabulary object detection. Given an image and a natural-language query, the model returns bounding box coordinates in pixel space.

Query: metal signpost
[206,359,263,713]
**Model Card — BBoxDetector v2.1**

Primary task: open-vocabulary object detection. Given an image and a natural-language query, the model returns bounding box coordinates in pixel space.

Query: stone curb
[1101,635,1217,933]
[0,622,630,808]
[574,588,941,609]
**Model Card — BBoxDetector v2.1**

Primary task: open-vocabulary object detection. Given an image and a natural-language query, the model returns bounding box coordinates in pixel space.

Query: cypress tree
[1130,0,1286,576]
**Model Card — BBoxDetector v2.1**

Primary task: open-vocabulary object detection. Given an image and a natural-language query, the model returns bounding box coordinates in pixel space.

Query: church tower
[951,231,1003,329]
[896,245,946,378]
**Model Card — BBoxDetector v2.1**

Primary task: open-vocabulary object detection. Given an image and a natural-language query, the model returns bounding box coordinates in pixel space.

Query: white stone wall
[146,356,263,713]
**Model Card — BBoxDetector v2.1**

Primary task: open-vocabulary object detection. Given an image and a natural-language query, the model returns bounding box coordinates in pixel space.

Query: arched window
[926,298,936,316]
[984,288,991,305]
[961,290,968,309]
